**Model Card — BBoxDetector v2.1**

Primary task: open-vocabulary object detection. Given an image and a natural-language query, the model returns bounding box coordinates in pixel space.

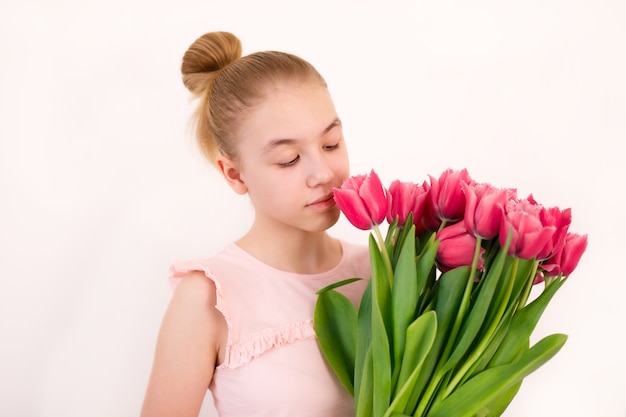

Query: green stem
[414,369,444,417]
[414,236,483,415]
[441,256,519,399]
[374,224,394,286]
[517,260,540,311]
[458,237,483,322]
[442,236,483,362]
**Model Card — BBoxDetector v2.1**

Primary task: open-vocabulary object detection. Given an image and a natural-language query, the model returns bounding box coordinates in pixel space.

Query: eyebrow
[261,118,342,154]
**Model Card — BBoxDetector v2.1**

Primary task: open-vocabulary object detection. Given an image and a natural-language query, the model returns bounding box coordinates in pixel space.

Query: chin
[322,209,341,230]
[306,209,340,233]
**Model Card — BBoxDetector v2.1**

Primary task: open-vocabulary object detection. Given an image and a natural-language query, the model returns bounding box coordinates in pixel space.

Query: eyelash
[279,155,300,167]
[278,143,340,168]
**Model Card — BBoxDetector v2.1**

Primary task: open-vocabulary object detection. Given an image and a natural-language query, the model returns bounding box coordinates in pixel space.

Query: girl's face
[227,80,350,235]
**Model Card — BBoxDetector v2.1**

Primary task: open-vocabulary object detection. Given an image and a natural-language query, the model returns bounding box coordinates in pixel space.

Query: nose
[306,153,334,188]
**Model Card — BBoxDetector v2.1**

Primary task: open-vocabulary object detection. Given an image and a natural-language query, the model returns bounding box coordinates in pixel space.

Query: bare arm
[141,271,227,417]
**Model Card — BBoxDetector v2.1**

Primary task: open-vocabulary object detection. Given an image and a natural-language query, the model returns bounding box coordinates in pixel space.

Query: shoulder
[142,270,225,417]
[163,271,225,340]
[164,254,230,356]
[159,268,228,365]
[170,270,218,304]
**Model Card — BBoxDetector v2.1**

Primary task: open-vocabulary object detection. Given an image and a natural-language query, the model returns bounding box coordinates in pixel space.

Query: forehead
[236,80,338,146]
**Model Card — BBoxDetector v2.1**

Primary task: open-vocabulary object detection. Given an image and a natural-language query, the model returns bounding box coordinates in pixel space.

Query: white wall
[1,1,624,416]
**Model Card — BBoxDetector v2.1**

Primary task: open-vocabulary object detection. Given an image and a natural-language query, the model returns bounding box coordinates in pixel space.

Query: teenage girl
[140,31,370,417]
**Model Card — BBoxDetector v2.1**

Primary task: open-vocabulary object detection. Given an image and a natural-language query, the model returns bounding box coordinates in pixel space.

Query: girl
[140,31,370,417]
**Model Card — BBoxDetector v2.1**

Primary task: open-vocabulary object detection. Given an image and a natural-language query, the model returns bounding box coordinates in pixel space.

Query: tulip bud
[463,182,514,240]
[426,168,474,230]
[436,221,485,272]
[333,170,388,230]
[386,179,429,227]
[542,233,588,277]
[500,197,556,260]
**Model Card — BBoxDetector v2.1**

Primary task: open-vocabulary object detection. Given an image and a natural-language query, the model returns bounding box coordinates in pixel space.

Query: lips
[307,193,336,210]
[310,193,334,205]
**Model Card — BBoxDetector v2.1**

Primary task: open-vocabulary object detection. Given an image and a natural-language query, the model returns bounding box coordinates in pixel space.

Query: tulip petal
[334,188,374,230]
[359,170,388,225]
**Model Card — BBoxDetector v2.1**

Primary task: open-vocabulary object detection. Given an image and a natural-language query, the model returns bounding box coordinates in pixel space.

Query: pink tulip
[436,221,485,272]
[333,170,388,230]
[542,233,588,277]
[425,168,474,230]
[500,196,556,260]
[537,204,572,260]
[386,179,430,227]
[462,182,515,240]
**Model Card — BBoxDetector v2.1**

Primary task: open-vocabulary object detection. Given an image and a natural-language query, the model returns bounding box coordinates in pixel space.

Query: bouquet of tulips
[314,168,587,417]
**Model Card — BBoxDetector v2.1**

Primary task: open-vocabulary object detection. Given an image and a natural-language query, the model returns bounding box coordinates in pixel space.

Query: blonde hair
[181,31,327,165]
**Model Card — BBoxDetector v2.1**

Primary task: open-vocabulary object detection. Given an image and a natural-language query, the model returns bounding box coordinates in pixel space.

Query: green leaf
[391,225,418,383]
[441,241,510,373]
[460,258,540,383]
[386,311,437,417]
[460,308,515,383]
[356,345,374,417]
[370,234,393,417]
[426,333,568,417]
[415,234,439,304]
[355,280,372,401]
[460,261,540,386]
[317,277,365,294]
[505,257,536,311]
[410,267,470,416]
[489,278,566,367]
[481,380,522,416]
[313,289,357,395]
[385,218,400,262]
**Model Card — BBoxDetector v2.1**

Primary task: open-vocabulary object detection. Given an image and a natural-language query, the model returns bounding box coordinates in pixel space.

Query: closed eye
[323,143,340,151]
[278,155,300,167]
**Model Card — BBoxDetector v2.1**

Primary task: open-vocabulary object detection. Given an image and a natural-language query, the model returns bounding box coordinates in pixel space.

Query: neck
[236,223,342,274]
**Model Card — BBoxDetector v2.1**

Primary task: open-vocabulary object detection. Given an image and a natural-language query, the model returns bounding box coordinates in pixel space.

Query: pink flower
[333,170,388,230]
[542,233,588,277]
[436,221,485,272]
[537,204,572,260]
[386,179,430,227]
[424,168,474,230]
[500,196,556,260]
[462,182,515,240]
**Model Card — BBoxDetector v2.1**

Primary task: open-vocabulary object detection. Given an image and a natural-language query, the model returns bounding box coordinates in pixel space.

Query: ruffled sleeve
[169,259,218,291]
[168,259,234,364]
[168,261,230,326]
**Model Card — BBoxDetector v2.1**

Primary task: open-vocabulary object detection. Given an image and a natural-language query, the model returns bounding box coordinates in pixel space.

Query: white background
[1,1,624,416]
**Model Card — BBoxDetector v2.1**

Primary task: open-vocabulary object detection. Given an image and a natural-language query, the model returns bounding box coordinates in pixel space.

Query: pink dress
[169,240,371,417]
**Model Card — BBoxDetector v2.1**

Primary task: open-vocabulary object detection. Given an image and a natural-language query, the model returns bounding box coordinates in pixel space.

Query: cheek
[249,182,288,211]
[334,149,350,179]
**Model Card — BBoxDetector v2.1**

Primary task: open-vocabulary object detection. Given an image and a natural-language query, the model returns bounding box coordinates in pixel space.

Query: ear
[216,155,248,195]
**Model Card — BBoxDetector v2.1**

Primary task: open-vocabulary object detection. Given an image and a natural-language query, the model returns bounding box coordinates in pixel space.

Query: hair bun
[181,31,242,95]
